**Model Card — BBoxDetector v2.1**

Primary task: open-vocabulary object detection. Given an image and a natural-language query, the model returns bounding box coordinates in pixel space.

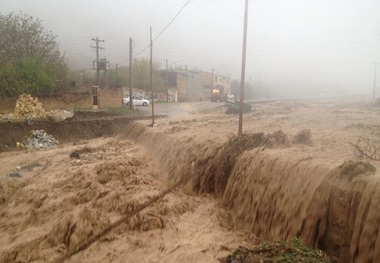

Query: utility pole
[238,0,249,137]
[166,59,169,102]
[250,75,252,98]
[129,37,133,109]
[116,64,119,87]
[91,37,105,86]
[105,69,108,88]
[212,68,214,87]
[150,27,154,125]
[374,62,377,101]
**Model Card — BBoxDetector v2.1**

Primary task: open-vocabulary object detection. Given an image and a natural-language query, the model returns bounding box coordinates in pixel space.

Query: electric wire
[114,0,191,66]
[153,0,191,42]
[132,39,150,56]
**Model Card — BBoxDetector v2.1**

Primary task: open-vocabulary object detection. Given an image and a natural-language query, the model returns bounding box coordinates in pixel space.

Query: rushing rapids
[2,99,380,262]
[124,121,380,263]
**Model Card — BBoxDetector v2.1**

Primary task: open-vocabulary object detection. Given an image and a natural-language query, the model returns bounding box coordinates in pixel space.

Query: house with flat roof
[160,69,231,102]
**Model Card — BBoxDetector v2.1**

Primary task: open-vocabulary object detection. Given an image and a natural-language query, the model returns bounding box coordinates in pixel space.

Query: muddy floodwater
[1,98,380,262]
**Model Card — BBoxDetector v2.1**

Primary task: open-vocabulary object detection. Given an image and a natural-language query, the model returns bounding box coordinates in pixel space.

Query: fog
[1,0,380,98]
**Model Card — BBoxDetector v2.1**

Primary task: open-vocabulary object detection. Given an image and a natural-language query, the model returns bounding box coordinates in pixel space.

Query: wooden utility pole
[238,0,249,137]
[212,68,215,87]
[105,69,108,88]
[129,37,133,109]
[166,59,169,102]
[91,37,105,86]
[150,27,155,125]
[374,62,377,101]
[116,64,119,86]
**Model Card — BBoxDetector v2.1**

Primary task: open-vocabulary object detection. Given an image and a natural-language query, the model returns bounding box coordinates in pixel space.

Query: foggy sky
[1,0,380,98]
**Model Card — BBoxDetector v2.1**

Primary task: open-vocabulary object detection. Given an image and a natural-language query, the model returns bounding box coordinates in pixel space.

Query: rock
[70,159,82,166]
[16,142,26,149]
[25,130,59,150]
[70,151,80,159]
[46,110,74,122]
[9,166,22,178]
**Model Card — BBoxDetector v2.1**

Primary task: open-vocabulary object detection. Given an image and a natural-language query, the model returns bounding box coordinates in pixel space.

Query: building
[159,69,231,102]
[213,73,231,95]
[200,71,231,100]
[164,71,187,102]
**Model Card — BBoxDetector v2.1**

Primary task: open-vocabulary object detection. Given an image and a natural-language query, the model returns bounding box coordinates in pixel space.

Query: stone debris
[47,109,74,122]
[25,130,59,150]
[14,93,46,119]
[0,114,14,122]
[16,142,26,149]
[0,93,74,122]
[70,159,82,166]
[70,151,80,159]
[9,166,22,178]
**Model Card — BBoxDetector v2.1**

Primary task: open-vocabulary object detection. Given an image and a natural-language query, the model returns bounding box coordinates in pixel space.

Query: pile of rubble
[25,130,59,150]
[0,94,74,122]
[14,93,46,119]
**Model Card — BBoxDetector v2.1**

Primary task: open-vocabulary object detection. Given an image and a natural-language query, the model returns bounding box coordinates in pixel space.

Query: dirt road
[136,101,225,118]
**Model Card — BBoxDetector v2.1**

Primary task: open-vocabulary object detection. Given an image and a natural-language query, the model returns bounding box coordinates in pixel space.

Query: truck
[210,85,226,102]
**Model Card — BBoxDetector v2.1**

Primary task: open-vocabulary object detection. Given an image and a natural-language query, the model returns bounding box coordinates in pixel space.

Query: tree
[0,12,68,97]
[68,69,96,90]
[104,58,165,92]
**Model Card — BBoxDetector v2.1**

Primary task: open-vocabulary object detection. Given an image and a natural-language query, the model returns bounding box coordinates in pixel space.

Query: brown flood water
[124,102,380,263]
[1,98,380,262]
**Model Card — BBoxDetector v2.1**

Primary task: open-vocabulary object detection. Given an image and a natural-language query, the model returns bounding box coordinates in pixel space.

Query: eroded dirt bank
[0,113,149,151]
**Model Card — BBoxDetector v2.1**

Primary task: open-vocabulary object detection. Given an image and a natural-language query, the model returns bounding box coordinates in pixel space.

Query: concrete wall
[98,88,123,108]
[38,93,93,111]
[176,73,188,102]
[187,71,203,102]
[168,88,177,102]
[0,98,17,114]
[0,87,124,113]
[200,71,213,89]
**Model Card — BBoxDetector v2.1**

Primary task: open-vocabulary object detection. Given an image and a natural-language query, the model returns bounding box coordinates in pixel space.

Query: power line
[117,44,150,65]
[115,0,190,65]
[153,0,191,42]
[117,41,153,65]
[132,40,150,56]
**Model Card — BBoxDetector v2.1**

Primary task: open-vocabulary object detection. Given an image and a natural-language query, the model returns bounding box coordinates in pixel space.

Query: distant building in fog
[160,69,231,102]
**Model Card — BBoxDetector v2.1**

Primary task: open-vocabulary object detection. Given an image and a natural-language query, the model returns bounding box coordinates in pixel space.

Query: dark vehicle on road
[210,85,226,102]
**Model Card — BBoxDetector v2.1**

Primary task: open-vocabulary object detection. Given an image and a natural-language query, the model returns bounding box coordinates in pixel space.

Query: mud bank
[125,122,380,263]
[0,117,138,150]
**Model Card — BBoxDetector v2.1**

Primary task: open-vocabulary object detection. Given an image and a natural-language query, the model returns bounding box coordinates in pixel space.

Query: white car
[123,95,150,106]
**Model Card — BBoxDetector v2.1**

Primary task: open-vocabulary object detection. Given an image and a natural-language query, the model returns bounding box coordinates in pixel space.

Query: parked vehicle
[122,95,150,106]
